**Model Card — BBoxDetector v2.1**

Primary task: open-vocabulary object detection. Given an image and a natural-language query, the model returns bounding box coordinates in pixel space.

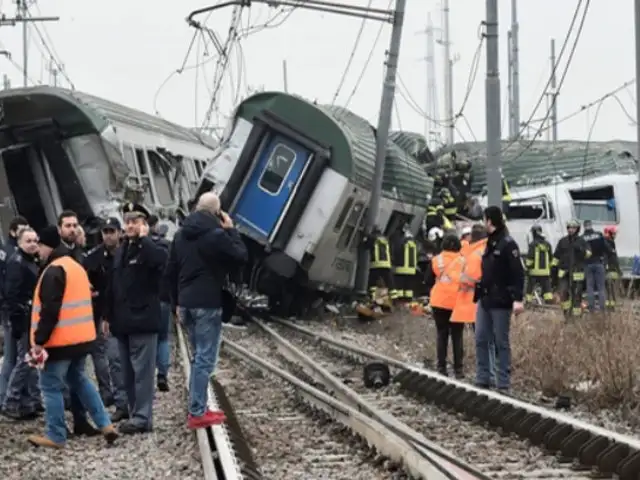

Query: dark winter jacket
[106,236,168,336]
[4,248,38,339]
[150,233,172,304]
[476,227,525,309]
[165,210,247,310]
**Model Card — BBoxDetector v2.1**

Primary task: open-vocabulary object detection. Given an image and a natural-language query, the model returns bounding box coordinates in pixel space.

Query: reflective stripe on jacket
[429,250,463,311]
[451,238,487,323]
[30,256,96,348]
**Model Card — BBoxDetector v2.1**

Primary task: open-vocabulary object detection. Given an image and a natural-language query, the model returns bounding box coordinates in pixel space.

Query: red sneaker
[187,410,226,430]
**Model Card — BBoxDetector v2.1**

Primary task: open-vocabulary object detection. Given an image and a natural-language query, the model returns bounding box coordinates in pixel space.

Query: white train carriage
[0,86,217,237]
[196,91,433,313]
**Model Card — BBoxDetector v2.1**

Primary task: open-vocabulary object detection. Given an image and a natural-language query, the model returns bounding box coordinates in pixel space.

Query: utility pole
[424,13,440,148]
[510,0,520,140]
[187,0,401,295]
[549,38,558,143]
[9,0,60,87]
[485,0,502,208]
[634,0,640,236]
[282,59,288,93]
[440,0,454,146]
[507,30,514,139]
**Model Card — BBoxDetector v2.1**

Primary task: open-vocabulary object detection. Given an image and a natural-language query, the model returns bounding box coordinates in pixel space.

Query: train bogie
[197,91,434,314]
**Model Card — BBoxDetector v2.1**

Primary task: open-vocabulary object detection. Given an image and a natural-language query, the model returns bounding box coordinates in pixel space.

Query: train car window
[334,197,354,232]
[350,207,369,251]
[507,197,554,220]
[134,148,154,204]
[194,159,204,177]
[336,201,364,250]
[147,151,174,206]
[183,158,197,182]
[121,143,137,172]
[569,186,618,223]
[259,143,296,195]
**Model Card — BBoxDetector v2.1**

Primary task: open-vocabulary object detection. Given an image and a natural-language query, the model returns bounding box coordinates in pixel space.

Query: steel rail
[176,325,219,480]
[243,313,490,480]
[222,338,485,480]
[272,317,640,478]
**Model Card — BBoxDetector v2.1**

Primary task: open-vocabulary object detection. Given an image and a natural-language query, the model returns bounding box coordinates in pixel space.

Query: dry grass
[509,308,640,410]
[330,305,640,416]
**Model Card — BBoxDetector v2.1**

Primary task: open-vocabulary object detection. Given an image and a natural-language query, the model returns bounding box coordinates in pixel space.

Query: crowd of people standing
[0,191,246,448]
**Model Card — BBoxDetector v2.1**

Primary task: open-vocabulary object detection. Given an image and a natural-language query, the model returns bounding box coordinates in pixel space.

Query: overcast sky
[0,0,635,146]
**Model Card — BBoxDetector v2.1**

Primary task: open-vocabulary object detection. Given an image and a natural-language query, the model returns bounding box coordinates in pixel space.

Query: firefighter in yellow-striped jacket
[392,227,417,303]
[524,225,553,304]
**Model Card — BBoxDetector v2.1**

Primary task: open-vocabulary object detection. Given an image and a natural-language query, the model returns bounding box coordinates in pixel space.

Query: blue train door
[232,134,311,242]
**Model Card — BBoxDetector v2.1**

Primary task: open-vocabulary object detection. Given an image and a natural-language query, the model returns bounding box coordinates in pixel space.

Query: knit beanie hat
[38,225,60,249]
[483,206,505,230]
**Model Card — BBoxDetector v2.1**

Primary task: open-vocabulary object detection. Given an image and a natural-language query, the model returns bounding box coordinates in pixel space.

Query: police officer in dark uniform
[105,203,168,434]
[524,225,553,304]
[0,215,29,406]
[84,217,126,414]
[475,206,525,392]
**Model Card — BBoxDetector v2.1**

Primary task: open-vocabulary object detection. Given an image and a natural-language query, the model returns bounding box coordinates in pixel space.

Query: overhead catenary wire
[506,0,591,163]
[500,0,587,155]
[331,0,373,105]
[26,4,74,88]
[537,79,636,133]
[341,0,393,110]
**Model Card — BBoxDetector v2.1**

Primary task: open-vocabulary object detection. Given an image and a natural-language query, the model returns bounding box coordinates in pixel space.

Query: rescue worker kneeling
[28,230,117,448]
[426,234,463,377]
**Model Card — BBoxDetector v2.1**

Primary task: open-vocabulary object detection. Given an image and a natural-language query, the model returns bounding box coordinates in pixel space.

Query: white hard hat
[461,226,472,236]
[427,227,444,241]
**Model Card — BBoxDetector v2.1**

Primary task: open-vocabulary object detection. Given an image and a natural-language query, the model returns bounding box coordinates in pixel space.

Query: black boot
[73,420,101,437]
[157,376,169,392]
[110,408,129,423]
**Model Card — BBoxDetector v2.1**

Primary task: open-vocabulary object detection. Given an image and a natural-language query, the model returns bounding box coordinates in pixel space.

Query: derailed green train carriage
[198,91,433,311]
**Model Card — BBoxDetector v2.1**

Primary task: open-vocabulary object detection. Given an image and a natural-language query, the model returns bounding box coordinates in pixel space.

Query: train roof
[0,86,217,147]
[234,91,434,207]
[436,140,638,192]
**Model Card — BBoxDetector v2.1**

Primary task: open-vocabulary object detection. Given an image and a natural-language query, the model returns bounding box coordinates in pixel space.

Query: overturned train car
[0,86,217,239]
[195,91,434,313]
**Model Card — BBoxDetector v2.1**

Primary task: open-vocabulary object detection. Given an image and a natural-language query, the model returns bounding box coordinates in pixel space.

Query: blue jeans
[475,303,511,389]
[39,355,111,444]
[180,307,223,417]
[3,332,41,413]
[156,302,172,380]
[0,317,17,405]
[585,263,607,312]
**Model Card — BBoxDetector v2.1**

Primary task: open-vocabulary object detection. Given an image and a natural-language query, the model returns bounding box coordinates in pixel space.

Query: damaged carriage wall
[64,134,129,217]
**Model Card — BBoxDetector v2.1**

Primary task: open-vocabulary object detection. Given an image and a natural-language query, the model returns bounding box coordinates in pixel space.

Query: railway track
[176,325,257,480]
[222,306,640,479]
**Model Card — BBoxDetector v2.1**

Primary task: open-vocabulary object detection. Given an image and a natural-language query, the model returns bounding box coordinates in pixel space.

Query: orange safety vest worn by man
[29,240,116,449]
[31,256,96,349]
[451,238,488,323]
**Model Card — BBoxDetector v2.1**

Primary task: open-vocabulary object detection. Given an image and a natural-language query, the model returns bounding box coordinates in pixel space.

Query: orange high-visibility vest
[30,256,96,348]
[451,238,488,323]
[429,251,463,311]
